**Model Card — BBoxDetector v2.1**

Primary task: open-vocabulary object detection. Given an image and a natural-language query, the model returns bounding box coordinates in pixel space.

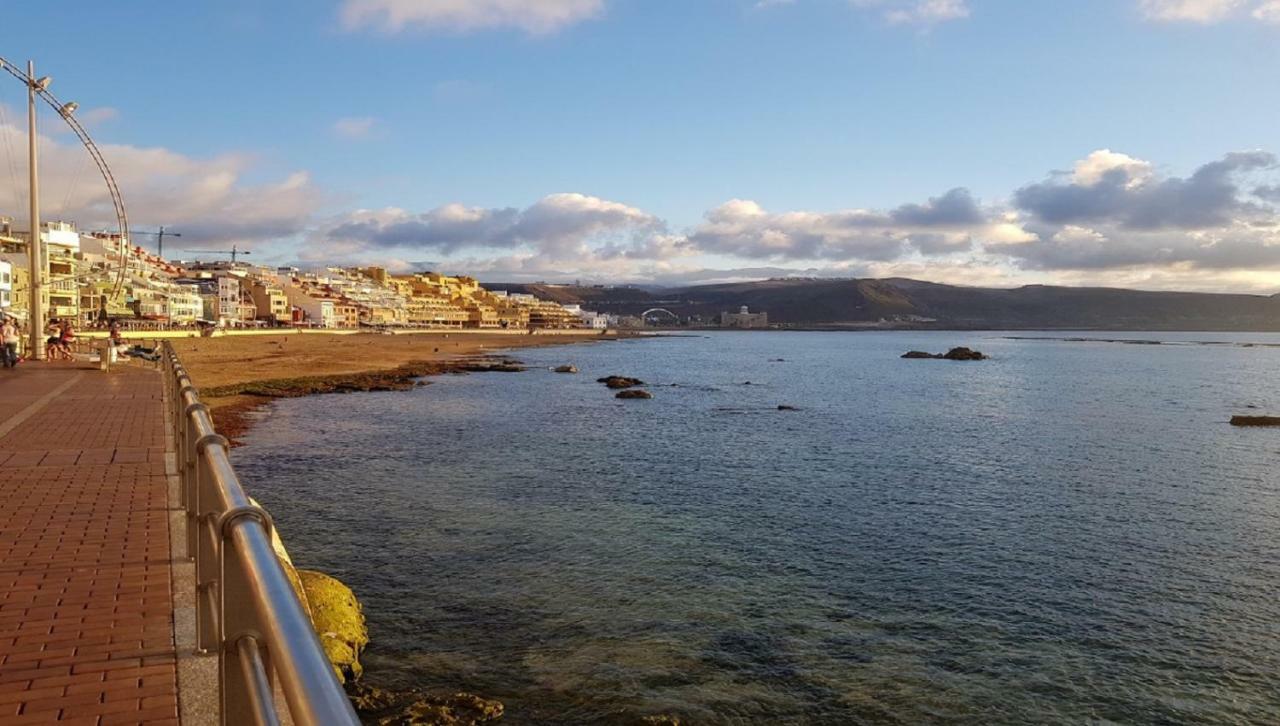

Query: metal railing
[161,342,360,726]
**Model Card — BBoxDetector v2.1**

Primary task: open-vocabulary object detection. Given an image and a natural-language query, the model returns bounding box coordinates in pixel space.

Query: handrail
[160,341,360,726]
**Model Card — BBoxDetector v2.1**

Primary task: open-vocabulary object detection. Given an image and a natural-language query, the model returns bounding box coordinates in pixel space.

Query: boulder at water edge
[555,365,579,373]
[298,569,369,683]
[599,376,645,389]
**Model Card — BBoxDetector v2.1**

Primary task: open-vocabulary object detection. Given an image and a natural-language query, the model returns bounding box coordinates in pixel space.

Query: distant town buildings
[720,305,769,328]
[0,214,611,332]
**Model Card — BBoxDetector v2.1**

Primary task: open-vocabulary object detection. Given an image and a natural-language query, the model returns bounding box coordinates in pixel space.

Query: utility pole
[27,60,44,361]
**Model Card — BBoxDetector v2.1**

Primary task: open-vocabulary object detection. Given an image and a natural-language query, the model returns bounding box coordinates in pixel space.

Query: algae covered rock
[616,389,653,399]
[348,683,504,726]
[298,569,369,683]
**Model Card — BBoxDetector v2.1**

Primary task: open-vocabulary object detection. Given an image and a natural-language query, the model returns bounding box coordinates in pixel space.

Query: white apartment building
[0,259,11,311]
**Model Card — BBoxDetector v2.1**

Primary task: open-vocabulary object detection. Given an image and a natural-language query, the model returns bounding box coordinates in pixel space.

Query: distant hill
[488,278,1280,331]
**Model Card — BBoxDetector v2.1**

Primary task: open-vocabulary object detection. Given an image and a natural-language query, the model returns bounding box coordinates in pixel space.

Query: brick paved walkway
[0,364,180,725]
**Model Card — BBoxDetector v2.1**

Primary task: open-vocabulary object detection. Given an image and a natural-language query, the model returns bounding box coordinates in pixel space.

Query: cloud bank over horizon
[2,111,1278,294]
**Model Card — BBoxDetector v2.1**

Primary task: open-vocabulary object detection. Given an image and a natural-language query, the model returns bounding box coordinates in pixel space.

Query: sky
[1,0,1279,292]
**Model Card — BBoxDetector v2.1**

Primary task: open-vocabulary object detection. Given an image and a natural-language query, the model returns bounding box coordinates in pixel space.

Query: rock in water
[599,376,644,389]
[554,365,578,373]
[617,389,654,399]
[943,347,987,360]
[348,683,504,726]
[901,347,988,360]
[1230,415,1280,426]
[777,405,798,411]
[298,570,369,683]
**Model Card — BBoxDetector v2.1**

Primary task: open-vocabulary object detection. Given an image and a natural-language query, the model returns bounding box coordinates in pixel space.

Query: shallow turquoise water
[232,331,1280,724]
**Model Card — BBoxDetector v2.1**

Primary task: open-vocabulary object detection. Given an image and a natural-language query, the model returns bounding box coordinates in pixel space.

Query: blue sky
[1,0,1279,291]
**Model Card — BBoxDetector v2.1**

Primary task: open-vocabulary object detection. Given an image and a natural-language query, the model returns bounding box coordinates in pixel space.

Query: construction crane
[180,244,252,264]
[131,226,181,259]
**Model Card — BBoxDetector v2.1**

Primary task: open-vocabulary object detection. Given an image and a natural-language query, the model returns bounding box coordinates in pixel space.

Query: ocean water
[231,331,1280,725]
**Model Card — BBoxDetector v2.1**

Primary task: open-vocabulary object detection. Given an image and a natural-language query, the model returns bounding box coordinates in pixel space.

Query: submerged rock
[554,365,579,374]
[599,376,644,389]
[1230,415,1280,427]
[617,389,654,399]
[901,347,988,361]
[777,405,799,411]
[298,570,369,683]
[348,683,503,726]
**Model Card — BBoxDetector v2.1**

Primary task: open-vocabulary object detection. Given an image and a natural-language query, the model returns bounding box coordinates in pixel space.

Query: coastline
[171,329,640,722]
[171,330,633,443]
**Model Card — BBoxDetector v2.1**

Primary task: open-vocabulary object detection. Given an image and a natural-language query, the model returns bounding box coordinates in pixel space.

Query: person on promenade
[1,316,19,368]
[60,319,76,358]
[45,319,70,360]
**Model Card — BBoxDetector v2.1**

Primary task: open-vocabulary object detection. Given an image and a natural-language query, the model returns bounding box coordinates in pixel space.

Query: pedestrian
[1,316,19,369]
[45,319,71,361]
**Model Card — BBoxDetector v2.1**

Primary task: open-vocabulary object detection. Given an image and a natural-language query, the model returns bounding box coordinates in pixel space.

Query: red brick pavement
[0,365,179,725]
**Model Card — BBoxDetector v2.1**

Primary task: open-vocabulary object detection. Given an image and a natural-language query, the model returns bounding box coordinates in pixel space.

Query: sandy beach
[169,331,625,441]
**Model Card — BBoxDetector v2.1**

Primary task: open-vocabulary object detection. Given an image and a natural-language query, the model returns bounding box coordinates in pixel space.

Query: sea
[231,331,1280,725]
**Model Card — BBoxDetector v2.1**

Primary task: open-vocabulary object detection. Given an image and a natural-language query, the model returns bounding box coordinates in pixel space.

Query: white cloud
[339,0,604,35]
[1139,0,1244,22]
[1252,0,1280,21]
[0,105,326,248]
[332,116,378,139]
[78,107,119,127]
[852,0,970,25]
[1072,149,1154,188]
[1136,0,1280,23]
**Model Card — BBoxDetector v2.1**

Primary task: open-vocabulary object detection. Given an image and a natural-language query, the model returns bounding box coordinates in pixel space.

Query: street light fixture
[59,102,77,116]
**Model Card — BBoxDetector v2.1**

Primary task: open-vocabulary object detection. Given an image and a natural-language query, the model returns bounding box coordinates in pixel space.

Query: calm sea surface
[232,331,1280,725]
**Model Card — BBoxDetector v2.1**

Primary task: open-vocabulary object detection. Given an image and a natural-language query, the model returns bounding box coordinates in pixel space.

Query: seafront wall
[81,327,616,340]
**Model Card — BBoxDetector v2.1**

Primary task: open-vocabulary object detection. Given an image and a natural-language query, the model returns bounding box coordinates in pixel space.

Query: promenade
[0,363,181,724]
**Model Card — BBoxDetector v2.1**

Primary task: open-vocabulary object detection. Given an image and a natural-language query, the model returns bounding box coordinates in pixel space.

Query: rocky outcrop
[348,683,504,726]
[599,376,645,389]
[554,365,578,373]
[617,389,654,399]
[901,347,988,361]
[297,570,369,683]
[1230,415,1280,426]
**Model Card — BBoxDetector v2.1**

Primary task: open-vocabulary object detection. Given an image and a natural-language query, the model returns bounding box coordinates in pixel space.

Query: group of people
[0,316,159,367]
[43,319,77,361]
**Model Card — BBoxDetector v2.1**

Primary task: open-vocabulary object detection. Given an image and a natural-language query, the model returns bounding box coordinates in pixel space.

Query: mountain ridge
[485,277,1280,331]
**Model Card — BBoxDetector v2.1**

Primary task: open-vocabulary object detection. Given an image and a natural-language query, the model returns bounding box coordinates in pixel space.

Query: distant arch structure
[0,56,130,297]
[641,308,679,324]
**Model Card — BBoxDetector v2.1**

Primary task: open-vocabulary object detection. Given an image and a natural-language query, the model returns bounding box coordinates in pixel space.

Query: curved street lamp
[0,56,131,357]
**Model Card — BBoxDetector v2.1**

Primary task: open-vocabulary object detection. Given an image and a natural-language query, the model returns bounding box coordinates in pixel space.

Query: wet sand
[169,331,625,441]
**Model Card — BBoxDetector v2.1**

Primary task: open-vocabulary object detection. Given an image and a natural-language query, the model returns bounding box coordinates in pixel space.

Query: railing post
[220,507,279,726]
[194,433,229,656]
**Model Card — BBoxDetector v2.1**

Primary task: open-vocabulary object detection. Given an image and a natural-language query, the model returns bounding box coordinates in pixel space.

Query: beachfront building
[165,287,204,323]
[562,304,610,330]
[248,279,289,323]
[0,259,11,312]
[720,306,769,329]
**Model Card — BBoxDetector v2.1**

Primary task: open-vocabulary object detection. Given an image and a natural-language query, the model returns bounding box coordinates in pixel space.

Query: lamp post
[26,60,45,360]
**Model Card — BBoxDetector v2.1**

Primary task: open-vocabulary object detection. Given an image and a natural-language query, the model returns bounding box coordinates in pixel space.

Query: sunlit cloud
[338,0,605,35]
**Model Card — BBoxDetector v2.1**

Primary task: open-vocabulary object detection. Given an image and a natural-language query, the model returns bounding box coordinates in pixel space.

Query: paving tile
[0,367,178,725]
